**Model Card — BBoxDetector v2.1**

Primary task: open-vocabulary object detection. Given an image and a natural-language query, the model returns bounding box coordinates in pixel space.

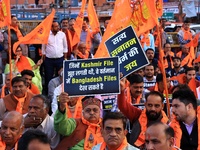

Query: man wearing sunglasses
[54,94,103,150]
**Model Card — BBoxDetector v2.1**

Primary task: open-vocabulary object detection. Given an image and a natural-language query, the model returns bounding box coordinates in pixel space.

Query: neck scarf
[15,56,32,72]
[10,26,23,40]
[182,27,192,41]
[100,138,128,150]
[13,92,27,114]
[0,136,18,150]
[77,51,90,59]
[135,109,169,147]
[81,116,103,150]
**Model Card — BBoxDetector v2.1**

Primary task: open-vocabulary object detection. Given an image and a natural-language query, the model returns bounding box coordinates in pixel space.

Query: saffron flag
[170,73,185,84]
[185,32,200,47]
[13,9,55,54]
[95,0,133,58]
[129,0,159,36]
[87,0,100,32]
[156,0,163,17]
[72,0,87,47]
[95,0,160,58]
[0,0,11,27]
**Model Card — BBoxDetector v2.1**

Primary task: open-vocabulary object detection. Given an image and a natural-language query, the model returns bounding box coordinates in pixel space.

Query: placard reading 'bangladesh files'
[105,25,149,78]
[63,57,120,97]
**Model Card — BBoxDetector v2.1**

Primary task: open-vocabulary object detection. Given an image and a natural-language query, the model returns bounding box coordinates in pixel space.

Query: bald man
[145,122,177,150]
[0,111,24,150]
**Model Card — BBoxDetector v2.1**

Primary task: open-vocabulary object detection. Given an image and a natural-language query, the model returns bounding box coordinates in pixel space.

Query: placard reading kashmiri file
[63,57,120,97]
[105,25,149,78]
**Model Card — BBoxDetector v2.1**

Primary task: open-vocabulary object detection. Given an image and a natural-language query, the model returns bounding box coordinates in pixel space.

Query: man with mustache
[167,57,185,78]
[118,78,169,149]
[145,122,178,150]
[145,48,158,69]
[126,74,144,104]
[0,111,24,150]
[54,95,103,150]
[0,76,34,120]
[170,89,199,150]
[23,94,60,149]
[143,64,156,91]
[92,112,139,150]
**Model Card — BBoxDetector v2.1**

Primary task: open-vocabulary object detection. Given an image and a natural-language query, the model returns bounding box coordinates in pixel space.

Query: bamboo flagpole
[157,25,170,118]
[8,25,12,92]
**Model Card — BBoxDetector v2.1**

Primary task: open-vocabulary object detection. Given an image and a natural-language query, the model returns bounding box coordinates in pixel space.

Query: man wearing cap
[54,93,103,150]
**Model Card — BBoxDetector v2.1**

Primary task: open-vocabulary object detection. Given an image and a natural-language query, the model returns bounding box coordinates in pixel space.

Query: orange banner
[185,33,200,47]
[72,0,87,47]
[94,0,133,58]
[13,9,55,53]
[130,0,159,36]
[156,0,163,17]
[87,0,100,32]
[94,0,161,58]
[0,0,11,27]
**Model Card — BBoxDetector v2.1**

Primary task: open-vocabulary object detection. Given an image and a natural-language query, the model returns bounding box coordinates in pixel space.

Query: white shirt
[183,0,197,18]
[42,31,68,58]
[23,114,60,149]
[51,83,63,116]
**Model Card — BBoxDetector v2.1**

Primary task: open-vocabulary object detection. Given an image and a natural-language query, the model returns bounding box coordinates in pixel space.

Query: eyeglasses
[85,108,99,113]
[16,49,22,52]
[105,127,123,134]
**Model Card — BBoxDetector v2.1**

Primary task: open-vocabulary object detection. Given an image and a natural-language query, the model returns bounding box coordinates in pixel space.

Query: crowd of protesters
[0,12,200,150]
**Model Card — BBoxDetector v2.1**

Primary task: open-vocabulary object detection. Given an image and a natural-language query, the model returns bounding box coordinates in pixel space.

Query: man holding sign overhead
[54,94,103,150]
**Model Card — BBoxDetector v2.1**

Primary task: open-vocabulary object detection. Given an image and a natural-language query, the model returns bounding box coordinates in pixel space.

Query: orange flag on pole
[170,73,185,84]
[156,0,163,17]
[0,0,11,27]
[13,9,55,54]
[72,0,87,47]
[185,33,200,48]
[130,0,159,36]
[94,0,133,58]
[95,0,161,58]
[87,0,100,32]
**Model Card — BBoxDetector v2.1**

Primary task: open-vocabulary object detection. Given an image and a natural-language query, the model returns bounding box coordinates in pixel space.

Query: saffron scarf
[0,136,18,150]
[77,51,90,59]
[100,138,128,150]
[13,92,27,114]
[15,56,32,72]
[127,86,142,104]
[182,27,192,41]
[134,109,169,147]
[10,26,23,40]
[81,117,103,150]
